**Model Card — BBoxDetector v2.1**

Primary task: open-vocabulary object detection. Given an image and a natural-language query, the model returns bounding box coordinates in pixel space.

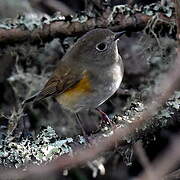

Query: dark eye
[96,42,107,52]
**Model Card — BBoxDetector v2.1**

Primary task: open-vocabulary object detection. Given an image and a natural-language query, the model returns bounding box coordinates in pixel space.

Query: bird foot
[96,108,113,127]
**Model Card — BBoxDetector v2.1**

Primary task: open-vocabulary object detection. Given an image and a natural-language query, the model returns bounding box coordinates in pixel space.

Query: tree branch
[0,4,175,45]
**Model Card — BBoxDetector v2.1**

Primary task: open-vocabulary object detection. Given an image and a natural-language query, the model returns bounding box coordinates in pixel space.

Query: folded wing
[23,62,83,104]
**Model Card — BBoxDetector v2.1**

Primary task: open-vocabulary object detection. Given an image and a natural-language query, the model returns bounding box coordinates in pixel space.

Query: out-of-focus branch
[134,142,156,180]
[175,0,180,46]
[138,134,180,180]
[164,169,180,180]
[29,0,75,16]
[0,9,175,45]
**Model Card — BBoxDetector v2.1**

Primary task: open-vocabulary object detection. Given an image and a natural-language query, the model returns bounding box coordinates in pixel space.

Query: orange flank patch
[65,72,92,95]
[56,72,92,108]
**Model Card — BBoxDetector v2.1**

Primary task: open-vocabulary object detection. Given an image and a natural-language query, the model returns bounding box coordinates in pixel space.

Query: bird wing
[35,65,83,102]
[24,62,83,104]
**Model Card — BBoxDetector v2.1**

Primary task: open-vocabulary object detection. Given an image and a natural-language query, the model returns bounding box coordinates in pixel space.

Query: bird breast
[98,62,123,99]
[56,62,123,112]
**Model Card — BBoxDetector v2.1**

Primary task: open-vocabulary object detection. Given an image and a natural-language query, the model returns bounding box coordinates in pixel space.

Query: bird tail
[22,93,39,106]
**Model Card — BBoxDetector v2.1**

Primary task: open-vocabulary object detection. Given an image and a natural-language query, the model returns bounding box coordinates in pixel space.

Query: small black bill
[114,31,126,41]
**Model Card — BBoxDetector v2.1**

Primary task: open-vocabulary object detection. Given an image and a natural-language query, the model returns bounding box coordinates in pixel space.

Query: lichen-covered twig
[0,3,175,45]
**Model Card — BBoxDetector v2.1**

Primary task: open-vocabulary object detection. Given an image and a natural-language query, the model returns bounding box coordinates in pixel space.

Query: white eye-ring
[96,42,108,52]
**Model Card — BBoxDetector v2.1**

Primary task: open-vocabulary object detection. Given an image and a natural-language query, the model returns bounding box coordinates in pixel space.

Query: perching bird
[23,28,125,134]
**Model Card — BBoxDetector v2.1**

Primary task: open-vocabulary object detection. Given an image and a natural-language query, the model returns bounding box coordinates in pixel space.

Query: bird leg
[96,108,112,126]
[75,113,89,143]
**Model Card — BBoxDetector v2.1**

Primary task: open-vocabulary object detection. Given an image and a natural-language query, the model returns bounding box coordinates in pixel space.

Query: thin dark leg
[75,113,88,141]
[96,108,112,126]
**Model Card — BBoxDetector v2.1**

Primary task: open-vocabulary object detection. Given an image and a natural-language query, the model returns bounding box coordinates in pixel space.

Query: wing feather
[23,62,83,104]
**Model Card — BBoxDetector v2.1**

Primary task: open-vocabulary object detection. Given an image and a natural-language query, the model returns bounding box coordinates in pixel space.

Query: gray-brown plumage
[23,28,125,113]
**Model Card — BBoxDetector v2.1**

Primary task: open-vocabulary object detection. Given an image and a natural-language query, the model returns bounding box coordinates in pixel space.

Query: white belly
[96,64,123,106]
[79,63,123,110]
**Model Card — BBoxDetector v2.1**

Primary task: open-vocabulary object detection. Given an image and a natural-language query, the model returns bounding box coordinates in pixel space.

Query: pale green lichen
[71,15,88,23]
[113,2,175,17]
[167,91,180,110]
[78,135,86,144]
[0,126,74,168]
[0,14,44,31]
[0,8,94,31]
[155,91,180,122]
[115,101,145,127]
[0,2,175,32]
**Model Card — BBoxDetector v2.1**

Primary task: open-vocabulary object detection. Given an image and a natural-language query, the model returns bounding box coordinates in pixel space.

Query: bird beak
[114,31,126,41]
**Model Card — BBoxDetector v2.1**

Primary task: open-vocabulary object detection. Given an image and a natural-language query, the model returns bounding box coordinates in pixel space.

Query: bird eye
[96,42,107,52]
